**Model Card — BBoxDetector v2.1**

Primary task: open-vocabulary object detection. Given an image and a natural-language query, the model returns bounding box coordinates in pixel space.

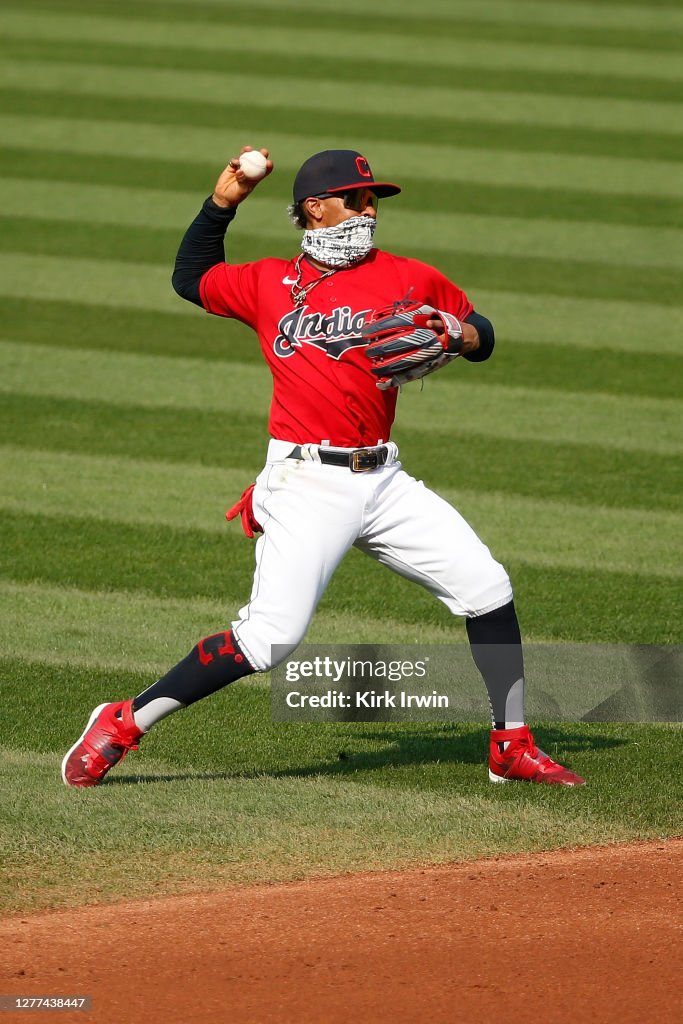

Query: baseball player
[62,147,585,788]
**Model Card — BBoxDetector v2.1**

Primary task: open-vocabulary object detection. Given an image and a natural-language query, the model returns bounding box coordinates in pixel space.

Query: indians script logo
[274,305,371,360]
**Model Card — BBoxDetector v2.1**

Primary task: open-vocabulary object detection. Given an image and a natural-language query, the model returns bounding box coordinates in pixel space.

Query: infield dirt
[1,839,681,1024]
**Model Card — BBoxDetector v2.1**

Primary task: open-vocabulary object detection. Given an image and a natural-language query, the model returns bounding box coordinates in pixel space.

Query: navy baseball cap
[293,150,401,203]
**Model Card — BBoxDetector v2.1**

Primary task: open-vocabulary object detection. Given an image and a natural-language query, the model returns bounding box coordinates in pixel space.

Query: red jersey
[200,248,473,447]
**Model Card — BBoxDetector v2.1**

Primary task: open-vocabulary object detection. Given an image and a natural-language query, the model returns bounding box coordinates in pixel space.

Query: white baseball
[239,150,268,181]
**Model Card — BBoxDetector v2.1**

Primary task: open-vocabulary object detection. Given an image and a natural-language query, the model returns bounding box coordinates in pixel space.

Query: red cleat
[489,725,585,786]
[61,700,144,788]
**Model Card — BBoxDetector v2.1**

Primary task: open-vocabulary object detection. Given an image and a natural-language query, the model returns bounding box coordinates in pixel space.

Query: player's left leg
[355,465,512,620]
[356,466,584,785]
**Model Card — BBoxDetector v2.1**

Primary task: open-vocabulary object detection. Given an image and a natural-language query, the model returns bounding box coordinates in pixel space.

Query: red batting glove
[225,483,263,539]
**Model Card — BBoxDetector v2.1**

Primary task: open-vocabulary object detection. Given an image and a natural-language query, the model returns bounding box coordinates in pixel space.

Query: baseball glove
[361,298,463,390]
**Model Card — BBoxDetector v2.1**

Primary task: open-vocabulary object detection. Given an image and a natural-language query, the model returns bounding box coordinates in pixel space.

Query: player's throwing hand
[212,146,273,209]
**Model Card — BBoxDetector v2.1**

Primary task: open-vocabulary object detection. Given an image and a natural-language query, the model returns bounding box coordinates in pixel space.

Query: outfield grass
[0,0,681,913]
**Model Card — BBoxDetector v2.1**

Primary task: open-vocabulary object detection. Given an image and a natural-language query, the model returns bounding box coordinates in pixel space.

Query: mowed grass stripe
[3,60,680,138]
[402,372,682,456]
[3,147,682,231]
[1,116,679,198]
[0,298,256,361]
[2,180,681,273]
[3,342,680,455]
[0,11,681,81]
[2,515,680,643]
[3,394,678,513]
[478,342,682,401]
[12,0,683,40]
[0,252,188,316]
[0,448,259,534]
[472,292,683,358]
[5,89,683,164]
[3,290,682,361]
[2,37,679,105]
[2,447,679,580]
[3,218,678,308]
[393,428,681,514]
[140,0,683,35]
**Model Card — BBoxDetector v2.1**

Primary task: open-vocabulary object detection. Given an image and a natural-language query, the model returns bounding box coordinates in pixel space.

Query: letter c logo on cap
[355,156,372,178]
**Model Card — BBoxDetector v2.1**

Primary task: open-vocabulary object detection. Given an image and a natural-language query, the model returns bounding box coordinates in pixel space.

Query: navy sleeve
[172,197,237,308]
[463,311,495,362]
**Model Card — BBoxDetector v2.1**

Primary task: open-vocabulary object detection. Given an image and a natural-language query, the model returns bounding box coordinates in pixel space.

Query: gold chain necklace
[290,254,339,307]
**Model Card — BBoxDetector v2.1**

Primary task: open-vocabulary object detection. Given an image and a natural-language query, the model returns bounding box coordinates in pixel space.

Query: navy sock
[465,600,525,730]
[133,630,254,711]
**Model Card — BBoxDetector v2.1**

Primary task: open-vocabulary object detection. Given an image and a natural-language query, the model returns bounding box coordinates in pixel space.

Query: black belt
[288,445,390,473]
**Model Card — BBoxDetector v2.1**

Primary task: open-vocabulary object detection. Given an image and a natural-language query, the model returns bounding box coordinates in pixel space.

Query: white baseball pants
[232,440,512,671]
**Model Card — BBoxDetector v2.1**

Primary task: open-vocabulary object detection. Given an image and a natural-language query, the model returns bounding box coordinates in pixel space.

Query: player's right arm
[171,148,272,308]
